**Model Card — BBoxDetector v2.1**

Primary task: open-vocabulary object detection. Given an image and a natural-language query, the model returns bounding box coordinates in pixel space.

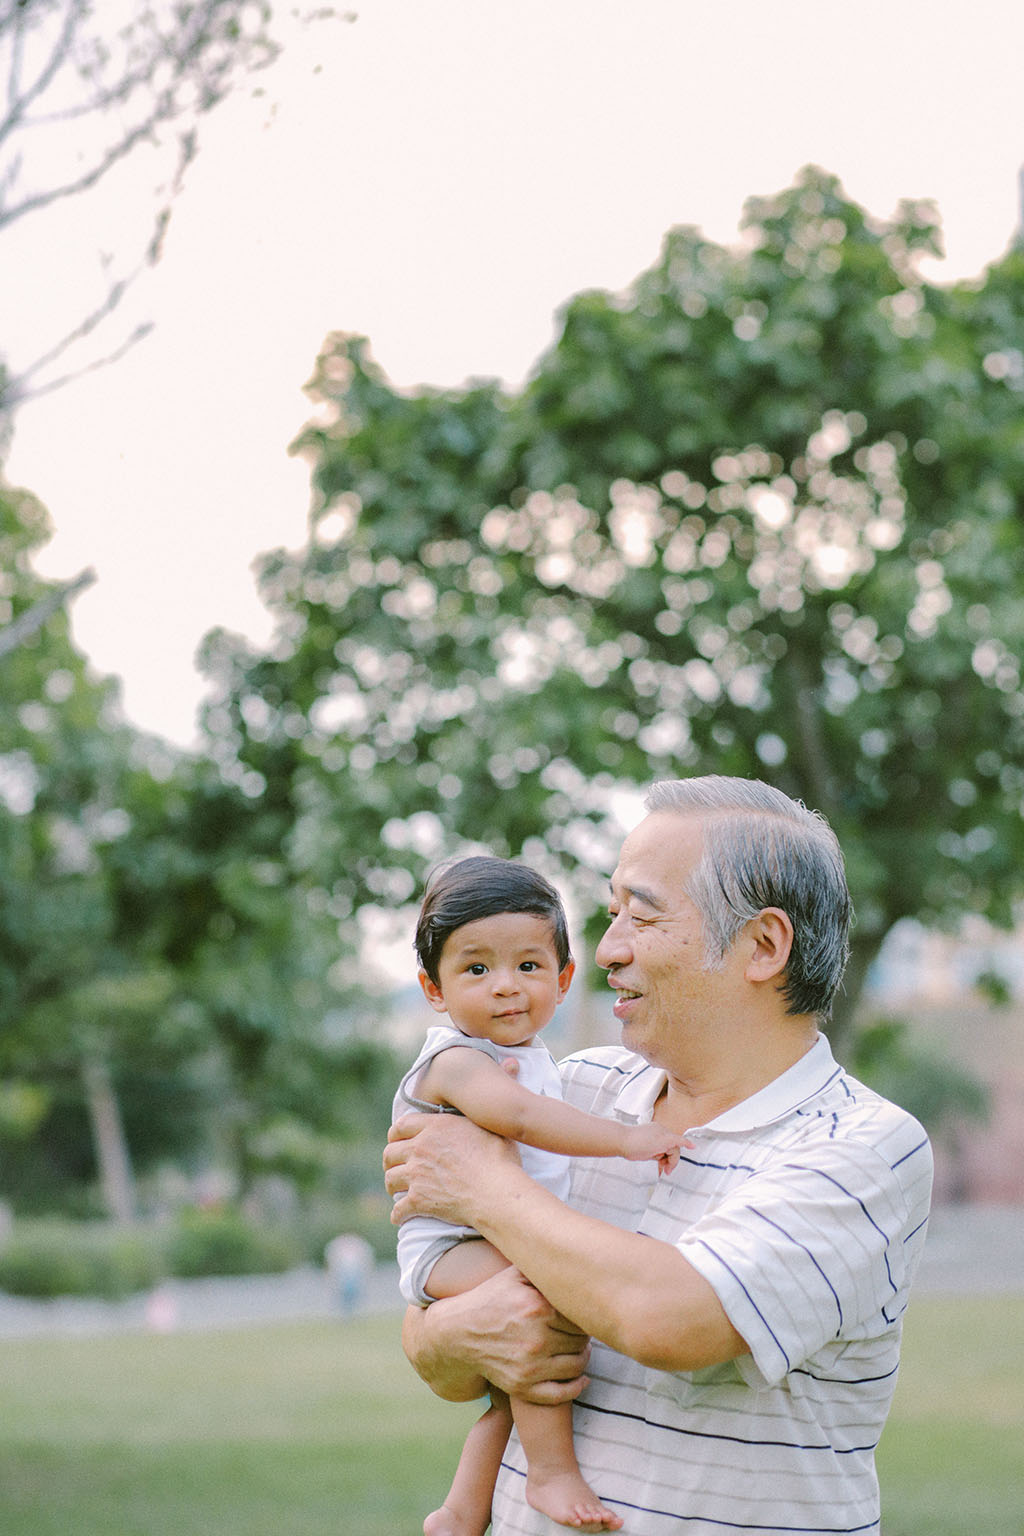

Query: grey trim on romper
[397,1074,470,1304]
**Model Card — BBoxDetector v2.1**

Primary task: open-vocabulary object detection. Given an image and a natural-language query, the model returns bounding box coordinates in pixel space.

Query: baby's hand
[622,1123,694,1176]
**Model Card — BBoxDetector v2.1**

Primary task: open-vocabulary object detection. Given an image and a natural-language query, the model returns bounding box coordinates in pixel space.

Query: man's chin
[618,1015,642,1052]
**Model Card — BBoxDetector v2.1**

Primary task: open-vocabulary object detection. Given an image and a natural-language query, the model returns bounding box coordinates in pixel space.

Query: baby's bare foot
[525,1470,623,1531]
[423,1502,488,1536]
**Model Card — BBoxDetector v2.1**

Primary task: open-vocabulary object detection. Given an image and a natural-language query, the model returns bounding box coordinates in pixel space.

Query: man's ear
[744,909,794,984]
[417,969,450,1015]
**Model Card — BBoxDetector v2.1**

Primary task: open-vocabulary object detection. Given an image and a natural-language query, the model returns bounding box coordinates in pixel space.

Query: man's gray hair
[644,776,852,1022]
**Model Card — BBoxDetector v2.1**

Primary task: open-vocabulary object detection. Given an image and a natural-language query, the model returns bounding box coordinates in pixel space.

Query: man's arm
[402,1266,593,1405]
[424,1047,684,1167]
[385,1113,748,1374]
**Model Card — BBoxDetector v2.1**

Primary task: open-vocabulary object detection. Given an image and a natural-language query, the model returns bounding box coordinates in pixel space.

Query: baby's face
[422,911,574,1047]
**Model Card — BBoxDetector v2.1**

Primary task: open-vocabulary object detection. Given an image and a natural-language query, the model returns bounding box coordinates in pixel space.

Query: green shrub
[0,1207,315,1298]
[165,1207,300,1279]
[851,1017,989,1133]
[296,1190,396,1267]
[0,1221,164,1299]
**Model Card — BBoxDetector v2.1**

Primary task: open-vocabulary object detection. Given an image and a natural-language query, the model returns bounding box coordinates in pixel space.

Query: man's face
[596,812,735,1069]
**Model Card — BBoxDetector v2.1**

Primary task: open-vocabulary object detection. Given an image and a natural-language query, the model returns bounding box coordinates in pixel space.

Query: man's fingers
[385,1111,426,1146]
[516,1373,590,1407]
[382,1157,407,1198]
[547,1305,588,1337]
[541,1349,592,1383]
[383,1112,431,1178]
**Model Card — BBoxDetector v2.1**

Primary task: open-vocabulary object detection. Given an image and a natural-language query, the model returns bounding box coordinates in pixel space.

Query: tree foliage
[0,1,360,1210]
[0,471,177,1213]
[200,168,1024,1045]
[0,472,374,1216]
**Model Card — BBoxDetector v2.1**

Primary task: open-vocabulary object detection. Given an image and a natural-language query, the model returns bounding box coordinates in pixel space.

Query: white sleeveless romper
[392,1023,571,1305]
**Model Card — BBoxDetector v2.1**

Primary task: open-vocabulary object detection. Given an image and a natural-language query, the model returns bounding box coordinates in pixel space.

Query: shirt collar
[614,1033,842,1134]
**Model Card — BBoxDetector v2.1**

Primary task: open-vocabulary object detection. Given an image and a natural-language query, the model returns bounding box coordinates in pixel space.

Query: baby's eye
[519,960,538,972]
[468,963,488,976]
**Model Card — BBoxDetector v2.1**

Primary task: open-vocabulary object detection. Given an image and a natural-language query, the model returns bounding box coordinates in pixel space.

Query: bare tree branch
[5,318,154,409]
[0,0,327,412]
[0,1,79,152]
[1,3,280,231]
[0,566,96,660]
[0,91,183,229]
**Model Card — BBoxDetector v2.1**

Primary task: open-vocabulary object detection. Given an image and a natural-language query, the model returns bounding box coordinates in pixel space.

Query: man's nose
[595,911,629,970]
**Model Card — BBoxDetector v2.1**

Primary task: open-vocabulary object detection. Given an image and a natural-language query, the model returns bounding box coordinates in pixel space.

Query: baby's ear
[556,958,576,1001]
[417,969,449,1015]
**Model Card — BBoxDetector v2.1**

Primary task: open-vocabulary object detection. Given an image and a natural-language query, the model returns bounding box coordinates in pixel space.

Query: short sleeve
[678,1138,916,1387]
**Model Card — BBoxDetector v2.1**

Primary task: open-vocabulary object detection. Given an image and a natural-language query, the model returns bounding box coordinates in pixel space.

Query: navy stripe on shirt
[498,1457,882,1533]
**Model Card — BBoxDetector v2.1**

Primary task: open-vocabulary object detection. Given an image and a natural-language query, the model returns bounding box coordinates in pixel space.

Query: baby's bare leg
[425,1238,511,1301]
[422,1241,514,1536]
[423,1391,512,1536]
[511,1397,623,1533]
[424,1241,619,1533]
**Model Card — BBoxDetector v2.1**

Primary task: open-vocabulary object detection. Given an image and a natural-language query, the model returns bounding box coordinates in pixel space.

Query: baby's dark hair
[415,855,571,985]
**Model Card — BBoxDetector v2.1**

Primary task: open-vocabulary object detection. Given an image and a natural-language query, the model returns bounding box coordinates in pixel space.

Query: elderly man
[385,777,933,1536]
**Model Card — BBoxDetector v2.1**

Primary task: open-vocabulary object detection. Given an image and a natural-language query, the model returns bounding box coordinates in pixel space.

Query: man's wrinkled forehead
[607,872,667,912]
[611,811,707,904]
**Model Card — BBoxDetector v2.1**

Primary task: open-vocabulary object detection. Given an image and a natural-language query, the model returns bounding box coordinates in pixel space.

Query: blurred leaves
[201,166,1024,1046]
[850,1017,988,1136]
[0,466,382,1216]
[4,165,1023,1217]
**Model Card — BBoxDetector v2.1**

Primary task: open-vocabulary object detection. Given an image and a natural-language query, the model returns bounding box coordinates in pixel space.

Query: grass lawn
[876,1294,1024,1536]
[0,1313,477,1536]
[0,1295,1021,1534]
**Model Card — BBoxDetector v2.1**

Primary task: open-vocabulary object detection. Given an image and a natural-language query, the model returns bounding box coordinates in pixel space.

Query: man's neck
[654,1024,819,1130]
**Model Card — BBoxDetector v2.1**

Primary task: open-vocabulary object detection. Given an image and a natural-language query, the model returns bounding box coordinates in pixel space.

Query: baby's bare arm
[422,1047,685,1166]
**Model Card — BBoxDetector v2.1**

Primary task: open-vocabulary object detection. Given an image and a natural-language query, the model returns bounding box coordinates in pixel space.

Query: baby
[393,856,686,1535]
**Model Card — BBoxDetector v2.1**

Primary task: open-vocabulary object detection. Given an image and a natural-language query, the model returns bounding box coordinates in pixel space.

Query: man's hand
[403,1265,592,1405]
[384,1110,518,1228]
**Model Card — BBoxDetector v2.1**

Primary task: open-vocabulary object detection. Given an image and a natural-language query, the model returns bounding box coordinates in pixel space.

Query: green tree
[0,473,370,1216]
[0,472,175,1216]
[106,747,371,1197]
[199,167,1024,1050]
[0,3,364,1216]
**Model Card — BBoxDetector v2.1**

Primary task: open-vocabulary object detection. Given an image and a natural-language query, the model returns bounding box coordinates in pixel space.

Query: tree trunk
[81,1055,136,1223]
[827,934,883,1059]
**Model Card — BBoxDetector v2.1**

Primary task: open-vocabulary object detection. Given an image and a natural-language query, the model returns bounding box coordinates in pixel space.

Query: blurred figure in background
[325,1231,374,1316]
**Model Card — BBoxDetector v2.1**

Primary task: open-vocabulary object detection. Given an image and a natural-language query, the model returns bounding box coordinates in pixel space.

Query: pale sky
[4,0,1023,747]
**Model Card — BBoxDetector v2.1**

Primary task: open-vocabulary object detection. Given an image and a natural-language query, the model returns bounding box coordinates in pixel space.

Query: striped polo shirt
[491,1033,933,1536]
